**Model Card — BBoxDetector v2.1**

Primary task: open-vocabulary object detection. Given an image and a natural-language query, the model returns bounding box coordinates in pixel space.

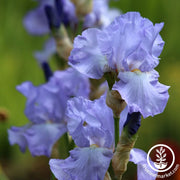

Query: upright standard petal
[69,28,107,79]
[66,95,114,148]
[23,7,50,35]
[98,12,164,72]
[49,147,113,180]
[113,70,170,118]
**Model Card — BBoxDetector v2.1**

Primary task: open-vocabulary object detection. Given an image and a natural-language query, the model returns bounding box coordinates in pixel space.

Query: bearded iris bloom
[69,12,170,118]
[50,95,114,180]
[8,68,90,156]
[49,95,157,180]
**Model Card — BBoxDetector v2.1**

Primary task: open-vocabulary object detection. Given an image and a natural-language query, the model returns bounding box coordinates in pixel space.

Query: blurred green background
[0,0,180,179]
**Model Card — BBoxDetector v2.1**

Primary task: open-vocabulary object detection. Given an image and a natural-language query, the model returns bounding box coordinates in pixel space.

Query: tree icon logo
[147,144,175,172]
[154,146,168,170]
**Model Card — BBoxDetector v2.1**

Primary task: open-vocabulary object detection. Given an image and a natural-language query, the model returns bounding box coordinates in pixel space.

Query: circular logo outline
[147,144,175,172]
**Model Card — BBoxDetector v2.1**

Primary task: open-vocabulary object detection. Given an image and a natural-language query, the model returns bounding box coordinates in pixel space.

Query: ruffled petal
[49,147,113,180]
[130,148,157,180]
[24,123,67,157]
[23,7,50,35]
[152,34,164,57]
[52,68,90,98]
[8,123,67,157]
[98,12,164,72]
[113,70,170,118]
[130,148,147,164]
[8,125,30,152]
[17,67,90,125]
[66,95,114,148]
[17,80,67,124]
[69,28,107,79]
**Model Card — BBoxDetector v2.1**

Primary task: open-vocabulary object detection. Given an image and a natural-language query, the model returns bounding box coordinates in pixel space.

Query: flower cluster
[8,1,170,180]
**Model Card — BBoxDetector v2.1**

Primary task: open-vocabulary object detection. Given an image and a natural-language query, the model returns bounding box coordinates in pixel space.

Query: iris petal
[49,147,113,180]
[113,70,169,118]
[23,7,50,35]
[130,148,157,180]
[66,95,114,148]
[69,28,107,79]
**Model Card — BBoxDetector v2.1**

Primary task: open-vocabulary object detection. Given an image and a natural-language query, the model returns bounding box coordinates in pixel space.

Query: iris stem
[51,172,56,180]
[58,133,70,159]
[114,116,119,147]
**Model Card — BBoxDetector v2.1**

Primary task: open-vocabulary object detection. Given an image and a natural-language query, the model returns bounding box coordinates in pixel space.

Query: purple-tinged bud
[55,0,69,26]
[41,62,53,81]
[124,112,141,135]
[44,5,61,29]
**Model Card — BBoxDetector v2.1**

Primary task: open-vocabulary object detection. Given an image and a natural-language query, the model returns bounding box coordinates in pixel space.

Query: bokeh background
[0,0,180,179]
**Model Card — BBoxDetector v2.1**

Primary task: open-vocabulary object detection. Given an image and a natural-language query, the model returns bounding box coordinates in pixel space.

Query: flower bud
[41,62,53,81]
[54,25,73,60]
[45,5,61,29]
[71,0,93,17]
[106,90,126,117]
[124,112,141,135]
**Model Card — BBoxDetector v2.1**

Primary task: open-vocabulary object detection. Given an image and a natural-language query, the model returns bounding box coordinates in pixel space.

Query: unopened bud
[41,62,53,81]
[54,25,73,60]
[44,4,61,29]
[71,0,93,17]
[106,90,126,117]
